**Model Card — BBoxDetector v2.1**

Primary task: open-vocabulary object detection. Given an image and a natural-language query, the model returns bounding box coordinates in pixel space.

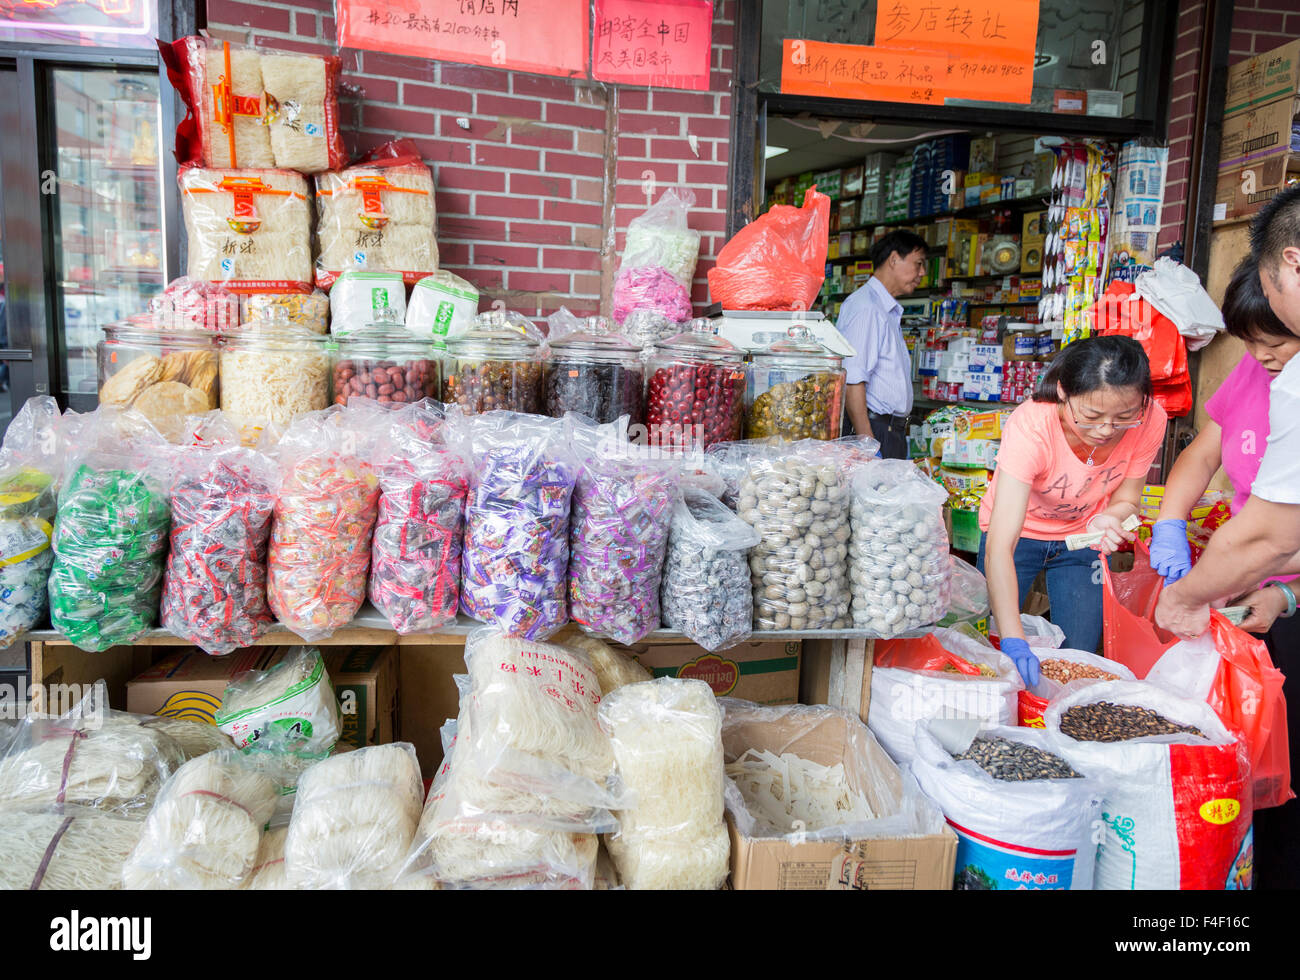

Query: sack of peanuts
[1045,681,1253,890]
[912,721,1103,890]
[867,628,1022,766]
[1017,650,1136,728]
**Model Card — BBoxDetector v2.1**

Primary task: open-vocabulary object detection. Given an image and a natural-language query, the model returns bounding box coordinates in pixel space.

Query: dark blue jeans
[976,531,1105,654]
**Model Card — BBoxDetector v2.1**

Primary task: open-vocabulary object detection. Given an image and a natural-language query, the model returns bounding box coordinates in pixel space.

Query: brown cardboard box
[1224,39,1300,117]
[626,640,801,706]
[398,643,467,778]
[125,645,398,749]
[724,706,957,890]
[1214,151,1292,224]
[1218,96,1299,171]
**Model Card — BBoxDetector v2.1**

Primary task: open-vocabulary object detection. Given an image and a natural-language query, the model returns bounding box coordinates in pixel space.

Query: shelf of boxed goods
[834,193,1050,238]
[22,610,884,731]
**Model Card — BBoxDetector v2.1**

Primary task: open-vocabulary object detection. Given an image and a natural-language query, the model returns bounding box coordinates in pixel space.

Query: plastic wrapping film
[562,632,651,695]
[849,459,953,636]
[149,277,242,332]
[660,488,759,651]
[241,290,329,333]
[0,397,62,647]
[611,188,700,324]
[215,647,342,759]
[456,412,577,639]
[121,749,280,889]
[46,408,172,651]
[316,140,438,288]
[283,742,425,889]
[600,678,730,890]
[0,805,143,890]
[179,166,312,291]
[266,405,382,640]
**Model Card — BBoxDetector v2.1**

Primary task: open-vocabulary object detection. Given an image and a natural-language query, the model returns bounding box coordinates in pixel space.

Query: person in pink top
[978,335,1168,685]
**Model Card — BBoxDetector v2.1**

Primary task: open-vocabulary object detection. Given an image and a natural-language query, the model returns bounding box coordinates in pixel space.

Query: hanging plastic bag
[47,408,172,651]
[707,187,830,311]
[660,489,760,651]
[215,646,342,759]
[1101,540,1179,679]
[266,404,382,641]
[0,397,62,647]
[611,188,700,325]
[1134,257,1225,352]
[991,613,1066,650]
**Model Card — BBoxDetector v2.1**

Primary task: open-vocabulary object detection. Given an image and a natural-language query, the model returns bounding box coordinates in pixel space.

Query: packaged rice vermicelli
[162,36,275,169]
[315,139,437,289]
[180,165,312,291]
[260,50,346,174]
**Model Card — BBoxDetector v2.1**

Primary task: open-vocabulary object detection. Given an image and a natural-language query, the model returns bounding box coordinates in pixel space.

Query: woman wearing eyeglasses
[978,334,1167,686]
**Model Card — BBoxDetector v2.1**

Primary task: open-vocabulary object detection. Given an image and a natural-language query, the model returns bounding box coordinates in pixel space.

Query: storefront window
[0,0,160,50]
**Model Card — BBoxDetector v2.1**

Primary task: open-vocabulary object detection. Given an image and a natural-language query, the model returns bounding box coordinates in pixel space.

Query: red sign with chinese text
[779,39,947,106]
[591,0,713,91]
[337,0,588,79]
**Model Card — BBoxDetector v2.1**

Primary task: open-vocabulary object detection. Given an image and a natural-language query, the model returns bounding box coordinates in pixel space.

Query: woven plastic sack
[707,187,830,311]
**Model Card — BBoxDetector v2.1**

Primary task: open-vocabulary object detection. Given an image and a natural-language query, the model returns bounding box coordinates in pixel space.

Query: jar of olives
[442,311,545,415]
[745,324,846,441]
[645,318,746,450]
[544,316,644,426]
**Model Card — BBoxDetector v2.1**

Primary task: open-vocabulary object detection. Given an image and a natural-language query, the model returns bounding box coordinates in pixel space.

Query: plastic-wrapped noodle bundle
[0,806,143,890]
[47,409,171,651]
[240,825,289,889]
[160,436,278,656]
[0,396,62,647]
[215,647,341,759]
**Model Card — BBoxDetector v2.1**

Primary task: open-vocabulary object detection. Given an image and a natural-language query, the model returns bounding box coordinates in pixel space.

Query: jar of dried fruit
[645,318,745,450]
[544,316,643,427]
[745,324,845,441]
[442,311,545,415]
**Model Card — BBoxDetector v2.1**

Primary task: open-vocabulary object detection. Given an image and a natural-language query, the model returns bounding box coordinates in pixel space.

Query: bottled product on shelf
[442,311,545,416]
[332,311,441,408]
[544,317,644,427]
[645,319,745,450]
[220,320,332,428]
[745,324,845,441]
[97,324,219,441]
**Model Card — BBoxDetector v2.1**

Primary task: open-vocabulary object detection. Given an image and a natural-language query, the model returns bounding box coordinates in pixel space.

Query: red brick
[614,182,654,206]
[1168,117,1194,143]
[545,151,605,178]
[709,70,730,91]
[363,50,436,81]
[693,211,727,233]
[355,77,399,104]
[686,162,730,185]
[544,102,607,129]
[467,268,505,290]
[544,200,603,224]
[616,159,679,183]
[618,89,650,110]
[618,113,680,136]
[615,136,647,157]
[1288,12,1300,35]
[477,93,545,120]
[440,216,507,241]
[404,82,474,114]
[1229,30,1256,55]
[436,166,506,192]
[509,125,575,150]
[542,247,602,271]
[1166,159,1189,185]
[685,117,731,140]
[510,73,579,100]
[652,137,711,161]
[321,14,335,38]
[339,51,361,73]
[652,90,716,115]
[475,244,541,267]
[293,10,316,35]
[1235,9,1287,33]
[510,270,571,292]
[475,144,541,170]
[216,0,291,32]
[439,242,472,267]
[574,178,603,202]
[1173,49,1199,76]
[576,131,606,155]
[714,20,735,45]
[510,222,574,245]
[510,173,573,197]
[435,190,473,216]
[477,194,540,219]
[572,273,602,296]
[404,136,472,164]
[440,64,511,92]
[574,225,602,248]
[365,105,437,135]
[714,140,730,165]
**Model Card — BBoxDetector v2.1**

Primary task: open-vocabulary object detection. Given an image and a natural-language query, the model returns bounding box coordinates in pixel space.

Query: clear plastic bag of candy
[47,407,172,651]
[568,422,680,645]
[267,404,382,641]
[453,411,578,640]
[369,401,470,634]
[160,414,279,655]
[0,397,63,647]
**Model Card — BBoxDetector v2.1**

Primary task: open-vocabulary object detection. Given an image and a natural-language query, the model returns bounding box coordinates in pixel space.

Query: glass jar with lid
[746,325,846,441]
[544,316,644,426]
[645,318,746,450]
[442,310,545,415]
[331,308,441,407]
[220,314,331,427]
[97,323,220,440]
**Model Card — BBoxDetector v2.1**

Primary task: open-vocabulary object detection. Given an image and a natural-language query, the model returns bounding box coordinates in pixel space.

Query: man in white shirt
[836,230,928,459]
[1156,184,1300,637]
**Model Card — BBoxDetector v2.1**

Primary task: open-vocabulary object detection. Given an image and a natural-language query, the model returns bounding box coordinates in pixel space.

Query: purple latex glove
[1150,518,1192,586]
[1000,636,1039,688]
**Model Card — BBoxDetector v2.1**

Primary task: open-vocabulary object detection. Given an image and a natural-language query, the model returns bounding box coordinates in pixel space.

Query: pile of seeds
[1040,659,1122,684]
[1060,702,1205,743]
[953,735,1082,781]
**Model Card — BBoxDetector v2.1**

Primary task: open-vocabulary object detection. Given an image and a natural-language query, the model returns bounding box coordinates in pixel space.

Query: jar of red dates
[332,326,441,407]
[645,318,746,450]
[442,311,545,415]
[544,316,644,427]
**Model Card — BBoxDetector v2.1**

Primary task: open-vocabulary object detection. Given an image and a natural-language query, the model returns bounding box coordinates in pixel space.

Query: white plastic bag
[328,270,408,338]
[612,187,699,324]
[1134,257,1224,351]
[407,271,479,347]
[215,647,342,758]
[1144,632,1221,702]
[991,613,1066,649]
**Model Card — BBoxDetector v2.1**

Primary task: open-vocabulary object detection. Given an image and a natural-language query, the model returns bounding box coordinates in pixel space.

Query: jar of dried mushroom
[219,323,331,429]
[97,324,220,441]
[745,325,845,441]
[442,311,545,415]
[543,316,644,427]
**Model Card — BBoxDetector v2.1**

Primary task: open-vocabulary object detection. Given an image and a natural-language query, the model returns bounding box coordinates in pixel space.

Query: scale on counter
[702,306,857,357]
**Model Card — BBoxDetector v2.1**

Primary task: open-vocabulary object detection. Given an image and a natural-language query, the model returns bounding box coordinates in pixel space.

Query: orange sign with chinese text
[779,39,947,106]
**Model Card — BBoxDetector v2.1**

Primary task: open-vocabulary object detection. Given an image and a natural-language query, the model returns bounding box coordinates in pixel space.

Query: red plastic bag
[875,634,982,675]
[1101,540,1178,679]
[1090,281,1188,383]
[1153,376,1192,418]
[707,187,830,311]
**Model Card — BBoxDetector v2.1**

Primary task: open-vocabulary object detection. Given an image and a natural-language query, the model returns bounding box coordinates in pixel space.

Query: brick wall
[206,0,736,322]
[1228,0,1300,59]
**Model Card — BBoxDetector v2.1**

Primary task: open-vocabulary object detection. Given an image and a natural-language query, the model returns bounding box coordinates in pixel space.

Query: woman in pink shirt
[978,335,1167,685]
[1150,255,1300,889]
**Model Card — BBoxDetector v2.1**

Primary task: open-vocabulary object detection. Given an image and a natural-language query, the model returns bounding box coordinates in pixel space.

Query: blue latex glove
[1001,637,1040,688]
[1150,519,1192,585]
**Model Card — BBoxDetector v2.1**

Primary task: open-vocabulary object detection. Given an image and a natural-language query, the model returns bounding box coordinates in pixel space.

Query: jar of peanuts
[442,311,545,415]
[645,318,745,450]
[332,323,441,408]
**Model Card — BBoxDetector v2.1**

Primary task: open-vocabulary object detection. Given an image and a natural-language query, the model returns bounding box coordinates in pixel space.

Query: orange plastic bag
[875,634,982,676]
[1090,281,1189,383]
[1102,540,1179,679]
[707,187,830,311]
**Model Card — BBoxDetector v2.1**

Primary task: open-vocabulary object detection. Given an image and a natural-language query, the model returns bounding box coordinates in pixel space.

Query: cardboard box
[1003,332,1040,360]
[724,707,958,890]
[398,643,467,778]
[627,640,801,706]
[125,645,399,749]
[1218,96,1299,171]
[1215,152,1291,224]
[1053,89,1087,114]
[1224,39,1300,117]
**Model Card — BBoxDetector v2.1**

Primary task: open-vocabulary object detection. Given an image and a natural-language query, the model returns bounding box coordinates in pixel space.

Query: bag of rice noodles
[562,631,651,696]
[315,139,438,289]
[162,36,275,169]
[137,717,235,761]
[600,678,730,890]
[121,749,279,889]
[240,825,289,889]
[0,805,143,890]
[180,165,312,291]
[260,50,346,174]
[283,742,424,889]
[215,646,341,758]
